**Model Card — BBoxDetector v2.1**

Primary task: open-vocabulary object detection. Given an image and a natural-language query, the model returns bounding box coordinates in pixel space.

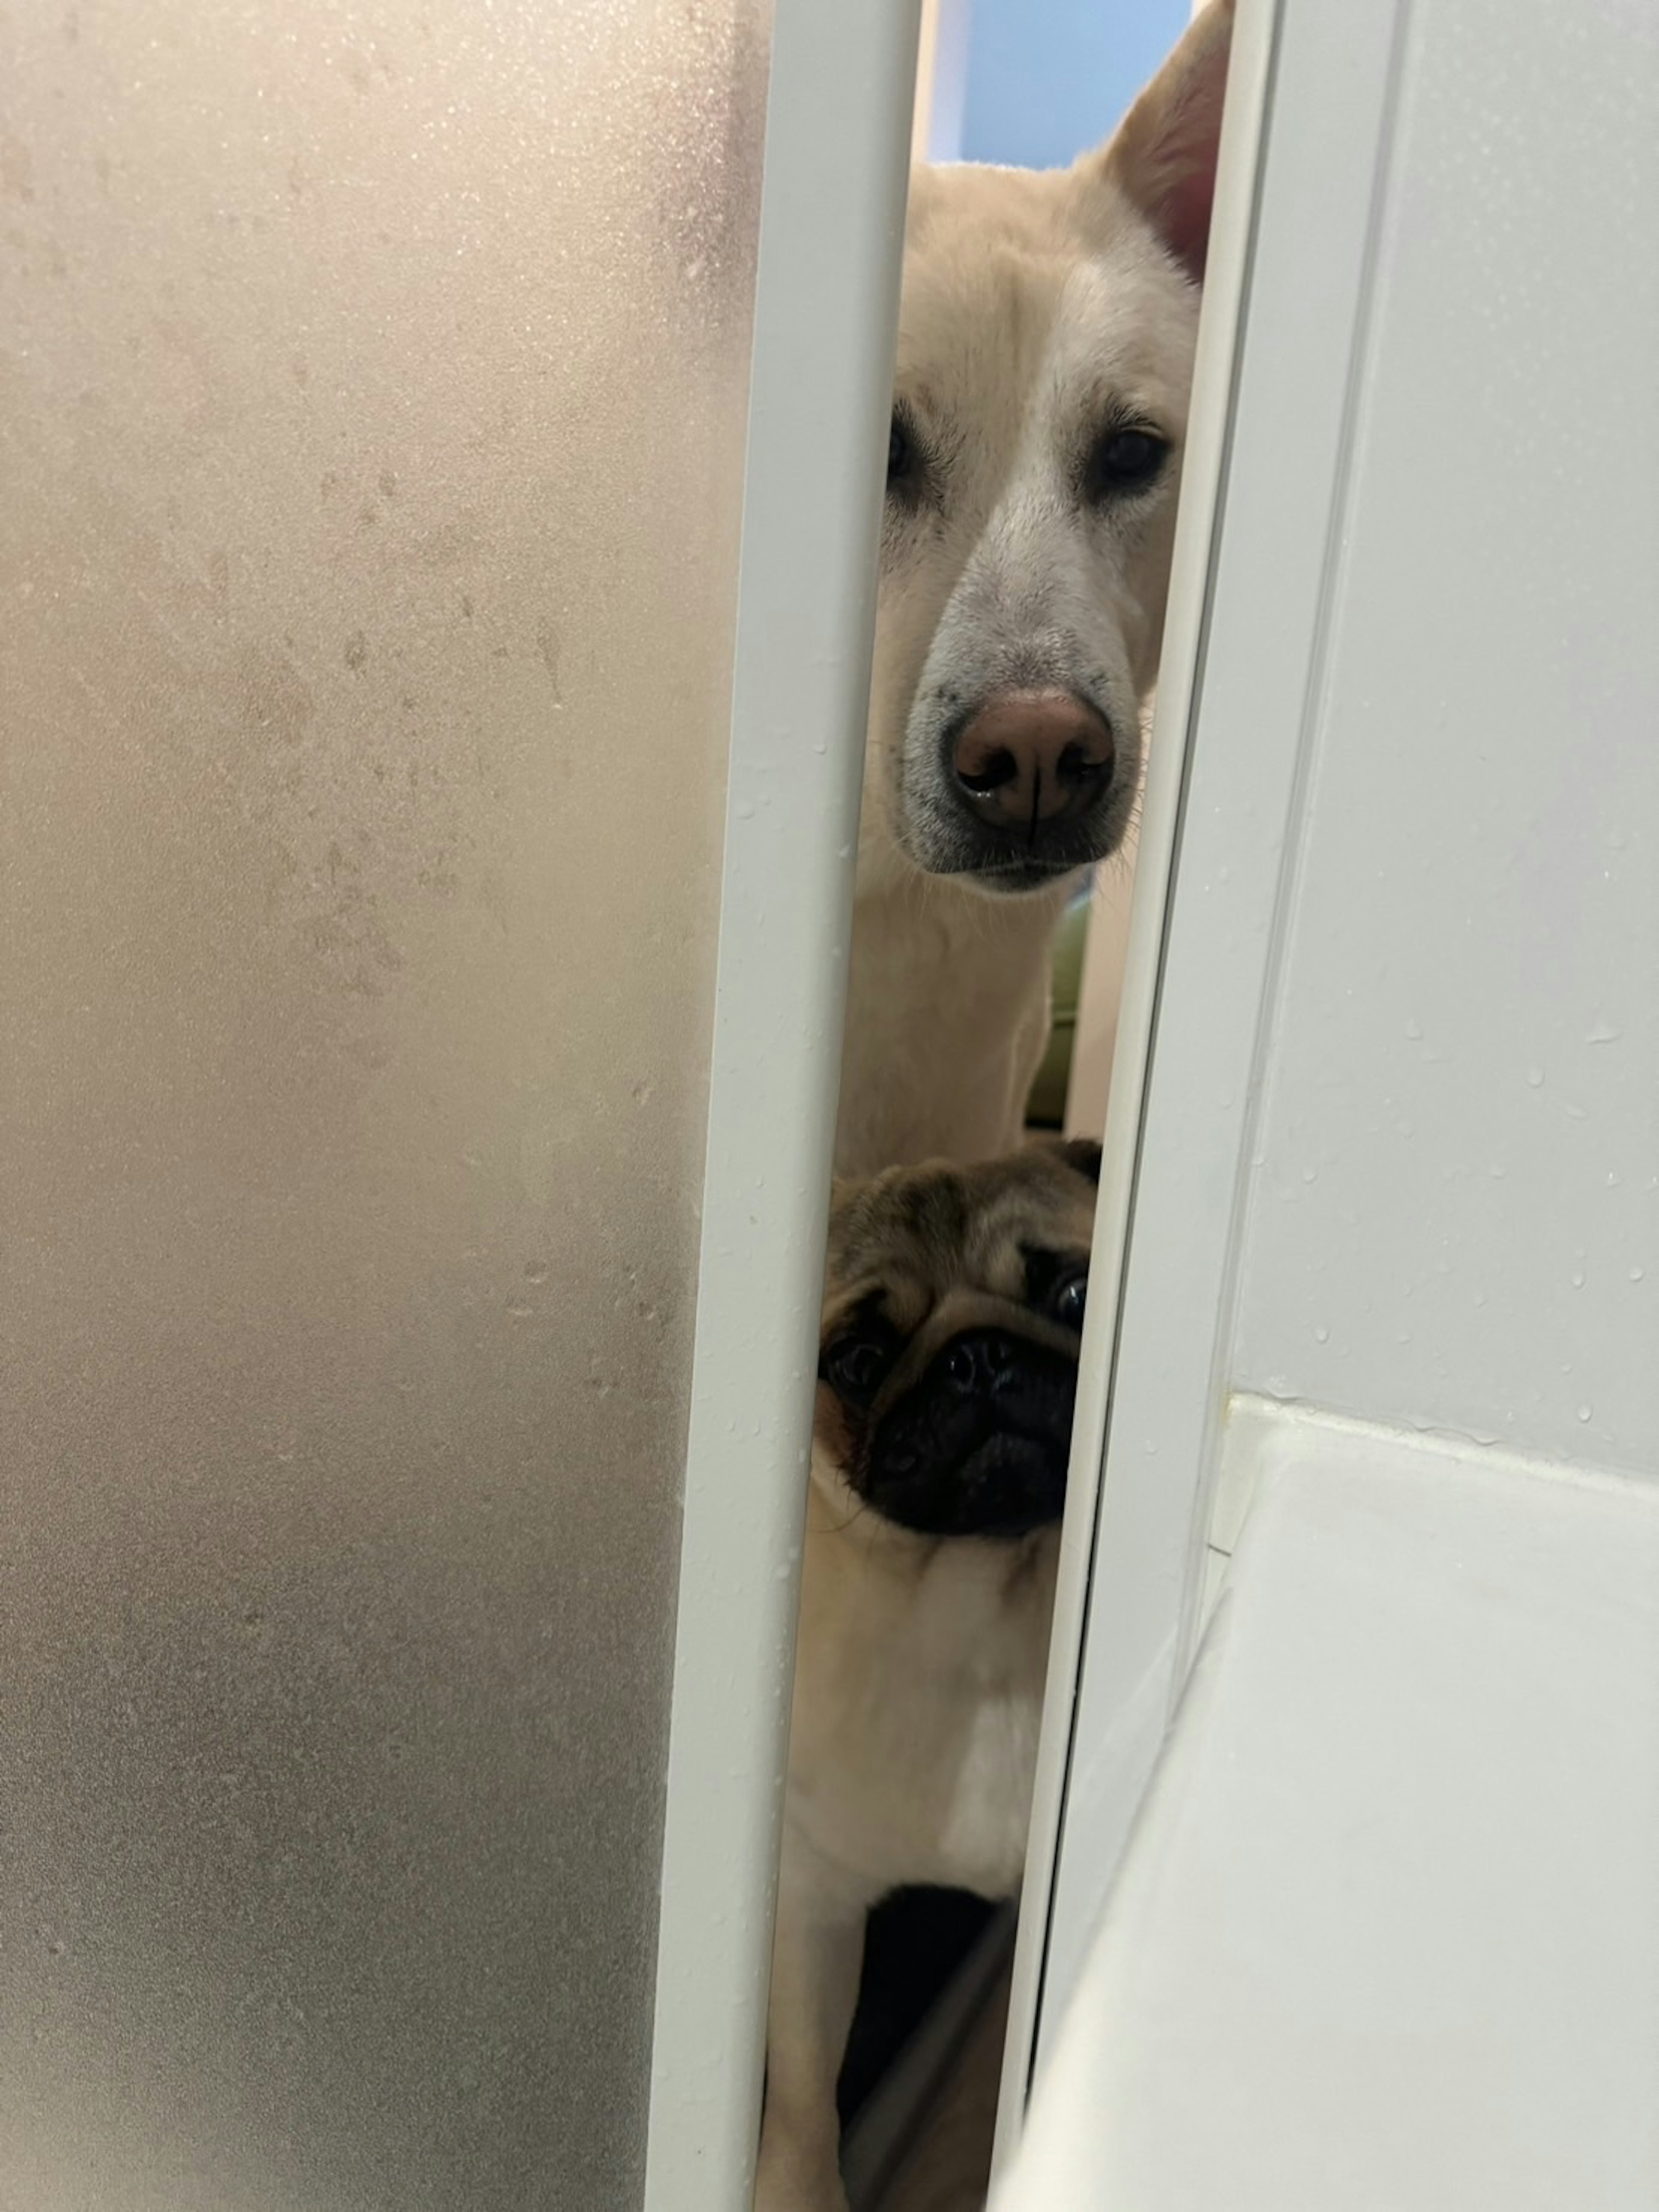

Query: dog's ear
[1057,1136,1103,1185]
[1029,1134,1103,1186]
[1054,1136,1103,1186]
[823,1172,866,1239]
[1080,0,1234,283]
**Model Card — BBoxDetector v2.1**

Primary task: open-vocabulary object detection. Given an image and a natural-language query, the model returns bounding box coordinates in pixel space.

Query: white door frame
[642,7,922,2208]
[994,0,1414,2168]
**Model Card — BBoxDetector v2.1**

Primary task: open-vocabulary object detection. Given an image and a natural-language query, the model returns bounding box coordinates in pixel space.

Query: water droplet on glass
[1300,1164,1318,1185]
[736,800,755,821]
[524,1260,549,1283]
[1524,1065,1544,1088]
[1576,1404,1592,1424]
[506,1299,533,1320]
[1586,1019,1621,1044]
[1404,1017,1423,1040]
[1313,1324,1329,1343]
[1631,1266,1646,1283]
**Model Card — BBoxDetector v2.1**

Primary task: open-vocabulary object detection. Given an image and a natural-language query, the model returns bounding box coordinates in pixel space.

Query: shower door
[0,3,917,2206]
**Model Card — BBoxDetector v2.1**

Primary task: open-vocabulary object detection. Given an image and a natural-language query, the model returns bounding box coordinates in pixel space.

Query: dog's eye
[887,408,922,500]
[821,1327,898,1408]
[1085,426,1168,502]
[1051,1269,1087,1329]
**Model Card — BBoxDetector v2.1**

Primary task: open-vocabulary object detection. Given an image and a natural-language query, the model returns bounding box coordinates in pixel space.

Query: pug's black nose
[944,1330,1020,1394]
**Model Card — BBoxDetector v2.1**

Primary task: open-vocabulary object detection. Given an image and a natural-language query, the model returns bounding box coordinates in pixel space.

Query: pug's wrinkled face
[814,1141,1100,1541]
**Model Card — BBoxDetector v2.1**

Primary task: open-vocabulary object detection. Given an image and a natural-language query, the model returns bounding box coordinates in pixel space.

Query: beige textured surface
[0,1,768,2204]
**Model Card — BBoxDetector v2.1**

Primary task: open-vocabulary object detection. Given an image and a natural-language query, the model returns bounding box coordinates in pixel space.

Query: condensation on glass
[0,2,769,2203]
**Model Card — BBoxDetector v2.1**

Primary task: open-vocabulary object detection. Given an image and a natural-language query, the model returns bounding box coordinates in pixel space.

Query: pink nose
[950,689,1115,829]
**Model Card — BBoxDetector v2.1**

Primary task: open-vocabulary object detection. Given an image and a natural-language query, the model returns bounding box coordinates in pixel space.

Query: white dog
[763,10,1236,2207]
[833,0,1233,1179]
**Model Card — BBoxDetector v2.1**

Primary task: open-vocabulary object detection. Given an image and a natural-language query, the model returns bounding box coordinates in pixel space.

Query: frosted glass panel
[0,1,768,2204]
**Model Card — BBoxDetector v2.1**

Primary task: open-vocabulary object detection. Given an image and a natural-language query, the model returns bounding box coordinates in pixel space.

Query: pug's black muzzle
[860,1327,1077,1539]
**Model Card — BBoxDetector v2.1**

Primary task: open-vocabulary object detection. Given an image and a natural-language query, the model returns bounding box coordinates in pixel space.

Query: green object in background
[1025,887,1093,1130]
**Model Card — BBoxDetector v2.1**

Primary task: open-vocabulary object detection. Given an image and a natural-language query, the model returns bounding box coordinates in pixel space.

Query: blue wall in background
[945,0,1189,172]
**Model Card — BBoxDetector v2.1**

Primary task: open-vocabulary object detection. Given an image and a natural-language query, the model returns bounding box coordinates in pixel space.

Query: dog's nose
[944,1330,1020,1394]
[950,690,1114,832]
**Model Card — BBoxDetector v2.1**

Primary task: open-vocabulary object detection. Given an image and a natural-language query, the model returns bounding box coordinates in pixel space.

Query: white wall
[1232,0,1659,1477]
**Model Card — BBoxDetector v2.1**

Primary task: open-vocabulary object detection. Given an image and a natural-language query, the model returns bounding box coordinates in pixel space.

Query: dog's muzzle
[860,1326,1077,1538]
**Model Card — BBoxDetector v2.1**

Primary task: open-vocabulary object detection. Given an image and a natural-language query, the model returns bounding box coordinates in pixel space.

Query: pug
[756,1139,1101,2212]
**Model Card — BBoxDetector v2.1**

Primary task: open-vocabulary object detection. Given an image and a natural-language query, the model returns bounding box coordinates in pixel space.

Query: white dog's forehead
[1038,256,1200,433]
[894,166,1200,454]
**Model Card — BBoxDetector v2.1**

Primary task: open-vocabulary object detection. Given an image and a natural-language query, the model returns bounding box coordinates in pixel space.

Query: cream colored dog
[758,1143,1100,2212]
[833,0,1233,1179]
[763,11,1236,2207]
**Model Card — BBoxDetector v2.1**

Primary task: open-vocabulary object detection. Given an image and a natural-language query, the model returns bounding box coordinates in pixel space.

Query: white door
[997,0,1659,2200]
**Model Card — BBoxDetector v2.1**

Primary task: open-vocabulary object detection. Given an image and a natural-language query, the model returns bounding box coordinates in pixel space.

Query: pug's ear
[1056,1136,1103,1185]
[1030,1134,1103,1185]
[823,1172,869,1275]
[1078,0,1235,283]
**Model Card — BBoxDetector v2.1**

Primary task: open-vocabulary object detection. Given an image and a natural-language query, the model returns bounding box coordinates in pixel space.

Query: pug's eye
[821,1325,898,1408]
[1051,1269,1087,1329]
[1084,425,1167,503]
